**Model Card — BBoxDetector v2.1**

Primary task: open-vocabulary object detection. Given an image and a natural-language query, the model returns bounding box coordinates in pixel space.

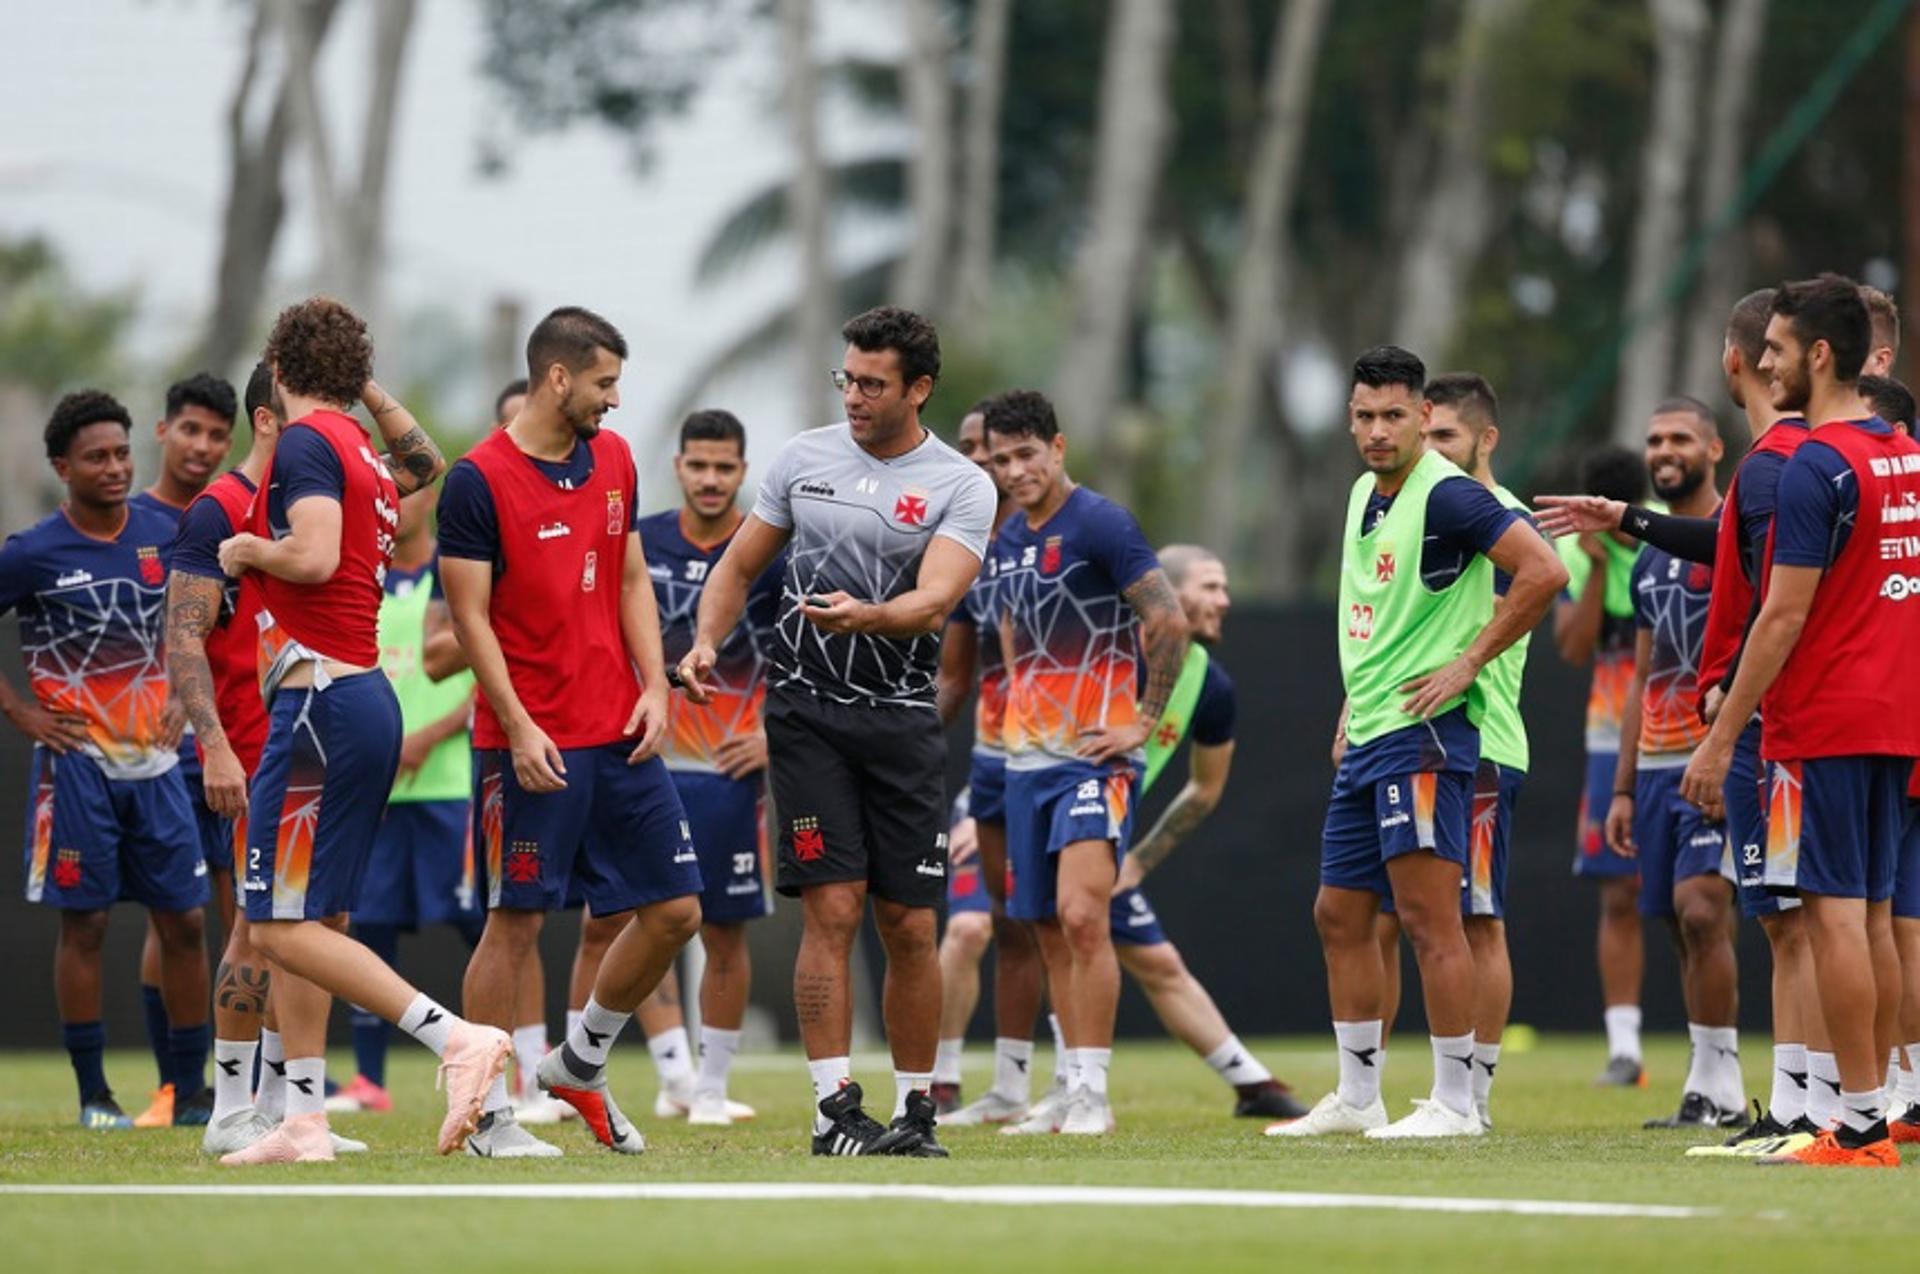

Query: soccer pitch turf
[1,1034,1914,1271]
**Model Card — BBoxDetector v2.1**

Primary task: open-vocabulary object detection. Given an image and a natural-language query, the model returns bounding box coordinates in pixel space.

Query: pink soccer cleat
[218,1111,336,1165]
[436,1022,513,1154]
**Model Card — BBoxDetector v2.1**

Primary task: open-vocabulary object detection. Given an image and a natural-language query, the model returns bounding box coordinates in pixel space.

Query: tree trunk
[347,0,419,336]
[1050,0,1178,494]
[1203,0,1332,584]
[1611,0,1709,444]
[891,0,955,317]
[1679,0,1768,406]
[781,0,836,428]
[953,0,1010,321]
[1391,0,1521,362]
[273,0,351,300]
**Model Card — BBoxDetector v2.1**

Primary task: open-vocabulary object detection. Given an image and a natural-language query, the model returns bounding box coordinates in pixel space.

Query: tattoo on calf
[214,959,271,1016]
[794,972,836,1027]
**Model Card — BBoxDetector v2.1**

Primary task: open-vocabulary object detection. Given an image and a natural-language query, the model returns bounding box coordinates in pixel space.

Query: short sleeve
[1088,498,1162,593]
[171,498,234,581]
[1771,444,1851,569]
[1427,477,1517,558]
[1630,553,1655,630]
[931,464,997,560]
[749,441,798,530]
[276,425,345,507]
[1189,661,1236,746]
[1496,511,1545,598]
[0,533,34,614]
[436,460,500,563]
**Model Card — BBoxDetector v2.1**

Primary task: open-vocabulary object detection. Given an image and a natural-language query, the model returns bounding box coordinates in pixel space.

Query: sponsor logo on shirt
[798,481,836,498]
[55,570,93,587]
[1880,573,1920,601]
[536,522,572,541]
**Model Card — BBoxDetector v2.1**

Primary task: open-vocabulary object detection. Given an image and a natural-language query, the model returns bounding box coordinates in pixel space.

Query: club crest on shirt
[1041,535,1063,575]
[1375,550,1396,583]
[137,546,164,585]
[894,488,929,527]
[606,489,625,536]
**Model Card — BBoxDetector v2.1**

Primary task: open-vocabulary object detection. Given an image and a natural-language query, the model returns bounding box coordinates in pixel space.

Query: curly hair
[842,306,941,390]
[265,296,373,405]
[164,371,237,425]
[45,389,132,460]
[981,388,1059,442]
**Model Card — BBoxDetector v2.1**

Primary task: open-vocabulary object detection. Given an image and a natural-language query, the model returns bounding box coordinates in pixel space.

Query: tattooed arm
[1078,567,1190,765]
[363,379,446,495]
[166,572,249,818]
[1117,739,1235,892]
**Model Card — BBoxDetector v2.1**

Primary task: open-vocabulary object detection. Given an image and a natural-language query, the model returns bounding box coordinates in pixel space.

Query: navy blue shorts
[1320,767,1471,896]
[970,752,1007,825]
[1898,799,1920,920]
[23,749,205,912]
[184,770,236,877]
[947,857,991,916]
[1634,765,1730,918]
[1465,762,1523,919]
[1573,750,1635,879]
[1764,756,1907,902]
[1728,720,1793,919]
[355,799,479,928]
[1110,887,1168,946]
[477,744,701,917]
[245,674,402,923]
[673,769,769,925]
[1006,761,1139,923]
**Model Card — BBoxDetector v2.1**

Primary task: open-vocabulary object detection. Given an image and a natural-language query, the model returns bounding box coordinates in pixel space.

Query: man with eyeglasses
[681,306,997,1157]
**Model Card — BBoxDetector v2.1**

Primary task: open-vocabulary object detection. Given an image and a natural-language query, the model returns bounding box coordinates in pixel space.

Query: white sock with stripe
[808,1056,851,1136]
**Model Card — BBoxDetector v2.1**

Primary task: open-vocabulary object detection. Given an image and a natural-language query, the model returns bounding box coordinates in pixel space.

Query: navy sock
[64,1021,109,1106]
[352,923,401,1087]
[168,1024,211,1099]
[141,984,172,1088]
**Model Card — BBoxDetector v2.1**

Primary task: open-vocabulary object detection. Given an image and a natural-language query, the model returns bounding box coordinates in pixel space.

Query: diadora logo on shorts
[1880,573,1920,600]
[915,859,946,878]
[504,840,541,884]
[791,816,825,862]
[673,820,696,864]
[536,522,572,541]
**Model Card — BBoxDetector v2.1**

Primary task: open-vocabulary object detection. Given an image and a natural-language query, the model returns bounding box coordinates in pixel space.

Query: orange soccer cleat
[133,1084,175,1128]
[1756,1128,1900,1168]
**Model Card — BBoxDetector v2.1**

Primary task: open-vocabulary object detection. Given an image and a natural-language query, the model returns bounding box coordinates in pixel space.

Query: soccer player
[441,306,702,1158]
[1274,345,1564,1140]
[681,306,996,1157]
[1603,399,1744,1130]
[1679,274,1920,1167]
[631,407,783,1126]
[216,297,510,1164]
[987,388,1190,1138]
[126,372,236,1129]
[1373,372,1540,1131]
[0,390,209,1131]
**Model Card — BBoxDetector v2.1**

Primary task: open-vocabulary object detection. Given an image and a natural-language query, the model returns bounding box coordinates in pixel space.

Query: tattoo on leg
[795,972,836,1027]
[214,960,271,1016]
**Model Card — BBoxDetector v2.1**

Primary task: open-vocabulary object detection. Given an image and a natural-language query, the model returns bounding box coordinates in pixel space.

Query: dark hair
[1859,374,1916,430]
[1423,372,1498,431]
[679,408,746,453]
[1351,345,1426,395]
[982,388,1059,442]
[841,306,941,390]
[243,361,274,426]
[1651,395,1719,436]
[1726,288,1775,368]
[165,372,237,426]
[1862,285,1900,356]
[526,306,627,383]
[1580,444,1648,504]
[1772,273,1871,382]
[265,296,373,405]
[494,377,529,423]
[45,389,132,460]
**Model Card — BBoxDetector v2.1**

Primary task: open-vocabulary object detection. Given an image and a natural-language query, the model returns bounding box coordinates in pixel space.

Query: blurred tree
[952,0,1011,320]
[893,0,956,314]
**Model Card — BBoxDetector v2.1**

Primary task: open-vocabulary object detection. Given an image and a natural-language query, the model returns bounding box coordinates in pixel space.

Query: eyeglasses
[830,369,892,400]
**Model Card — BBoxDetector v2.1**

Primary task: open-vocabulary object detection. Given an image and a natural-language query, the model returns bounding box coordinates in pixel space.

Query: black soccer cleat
[1717,1099,1789,1147]
[1233,1080,1308,1121]
[1644,1091,1743,1129]
[172,1086,215,1127]
[874,1089,950,1158]
[1595,1055,1646,1088]
[811,1081,894,1157]
[929,1081,962,1116]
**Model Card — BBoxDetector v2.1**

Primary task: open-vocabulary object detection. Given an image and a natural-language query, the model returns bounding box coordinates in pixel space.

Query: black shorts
[765,687,949,908]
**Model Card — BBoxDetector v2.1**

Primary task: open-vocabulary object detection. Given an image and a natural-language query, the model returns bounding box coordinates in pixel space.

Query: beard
[1772,357,1812,412]
[1652,463,1707,503]
[560,390,602,438]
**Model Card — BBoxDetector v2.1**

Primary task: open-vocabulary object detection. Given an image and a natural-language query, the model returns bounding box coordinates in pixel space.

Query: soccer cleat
[687,1090,732,1127]
[535,1050,645,1154]
[201,1108,275,1156]
[1234,1080,1308,1121]
[876,1089,951,1156]
[943,1089,1030,1127]
[435,1021,513,1155]
[325,1074,392,1115]
[513,1092,574,1125]
[1365,1098,1485,1140]
[466,1108,564,1158]
[329,1131,368,1154]
[653,1077,695,1119]
[133,1084,175,1128]
[1644,1092,1744,1129]
[79,1093,133,1131]
[1263,1090,1387,1137]
[1057,1087,1115,1137]
[1890,1104,1920,1145]
[1686,1101,1792,1157]
[219,1111,335,1165]
[930,1082,962,1116]
[1596,1056,1647,1088]
[810,1081,894,1156]
[172,1087,215,1127]
[998,1079,1069,1136]
[1756,1127,1900,1168]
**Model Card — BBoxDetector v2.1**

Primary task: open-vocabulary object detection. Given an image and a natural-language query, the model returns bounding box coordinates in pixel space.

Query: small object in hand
[804,595,833,609]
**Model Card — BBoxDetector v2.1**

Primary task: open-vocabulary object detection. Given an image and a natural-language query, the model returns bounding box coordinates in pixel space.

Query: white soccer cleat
[687,1091,734,1127]
[1057,1088,1115,1136]
[329,1131,369,1154]
[513,1093,574,1125]
[201,1108,275,1156]
[322,1093,362,1115]
[466,1108,564,1158]
[653,1078,694,1119]
[1263,1090,1388,1137]
[999,1083,1069,1137]
[1364,1098,1485,1140]
[941,1089,1030,1127]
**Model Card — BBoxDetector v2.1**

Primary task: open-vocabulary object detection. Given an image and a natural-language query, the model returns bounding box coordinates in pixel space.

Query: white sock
[1701,1025,1741,1110]
[512,1024,546,1097]
[1203,1035,1272,1088]
[256,1029,287,1123]
[808,1056,851,1135]
[563,996,631,1081]
[648,1027,694,1089]
[1770,1043,1809,1124]
[284,1057,325,1120]
[933,1038,964,1086]
[1079,1047,1113,1099]
[212,1039,255,1121]
[1603,1005,1642,1062]
[893,1070,933,1119]
[1429,1032,1475,1118]
[1887,1048,1902,1097]
[482,1072,512,1115]
[398,993,455,1057]
[993,1037,1034,1102]
[1808,1051,1841,1130]
[695,1026,741,1100]
[1898,1044,1920,1106]
[1048,1013,1067,1085]
[1064,1048,1086,1095]
[566,1009,583,1040]
[1332,1020,1384,1110]
[1838,1088,1886,1137]
[1683,1023,1714,1098]
[1471,1041,1502,1118]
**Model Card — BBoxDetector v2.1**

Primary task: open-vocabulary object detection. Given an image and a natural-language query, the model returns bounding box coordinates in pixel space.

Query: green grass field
[0,1034,1913,1271]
